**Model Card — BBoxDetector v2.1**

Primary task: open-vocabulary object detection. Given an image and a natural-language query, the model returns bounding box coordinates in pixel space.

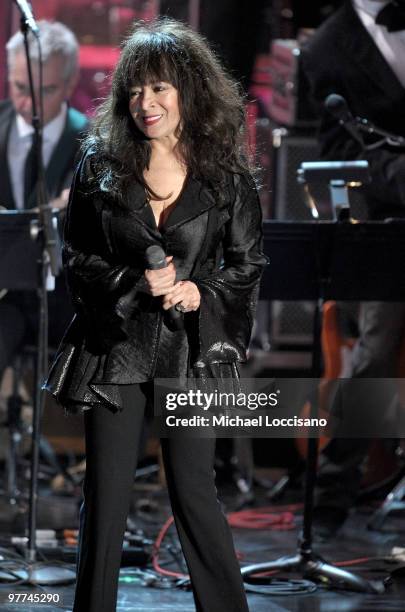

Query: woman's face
[129,81,181,142]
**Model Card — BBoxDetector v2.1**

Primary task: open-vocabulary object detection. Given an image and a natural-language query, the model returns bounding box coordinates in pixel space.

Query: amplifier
[269,38,318,128]
[271,126,368,222]
[268,126,366,348]
[271,126,319,220]
[265,126,317,347]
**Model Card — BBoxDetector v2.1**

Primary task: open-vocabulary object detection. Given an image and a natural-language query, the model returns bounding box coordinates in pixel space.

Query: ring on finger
[175,303,188,313]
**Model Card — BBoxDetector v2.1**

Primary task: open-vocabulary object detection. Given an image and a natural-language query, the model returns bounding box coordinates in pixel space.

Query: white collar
[353,0,390,19]
[15,102,68,142]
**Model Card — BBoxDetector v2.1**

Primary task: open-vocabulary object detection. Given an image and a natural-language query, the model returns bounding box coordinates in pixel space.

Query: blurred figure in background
[303,0,405,538]
[0,20,88,381]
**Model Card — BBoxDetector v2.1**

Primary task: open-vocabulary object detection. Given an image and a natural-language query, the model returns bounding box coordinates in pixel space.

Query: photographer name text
[165,414,327,429]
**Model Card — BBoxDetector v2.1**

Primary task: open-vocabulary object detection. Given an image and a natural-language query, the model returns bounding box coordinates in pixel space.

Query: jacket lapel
[45,116,76,198]
[125,180,159,234]
[0,102,17,210]
[125,176,217,234]
[163,177,216,231]
[341,1,405,103]
[25,107,86,209]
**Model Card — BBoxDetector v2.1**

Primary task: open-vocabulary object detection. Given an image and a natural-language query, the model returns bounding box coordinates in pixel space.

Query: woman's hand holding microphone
[144,255,200,313]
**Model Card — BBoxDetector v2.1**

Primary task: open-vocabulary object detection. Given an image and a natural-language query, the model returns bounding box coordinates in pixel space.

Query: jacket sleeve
[63,151,143,350]
[191,172,268,364]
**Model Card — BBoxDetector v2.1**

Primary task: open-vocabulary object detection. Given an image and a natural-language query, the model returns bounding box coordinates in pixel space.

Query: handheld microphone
[324,94,365,147]
[13,1,40,37]
[145,245,184,331]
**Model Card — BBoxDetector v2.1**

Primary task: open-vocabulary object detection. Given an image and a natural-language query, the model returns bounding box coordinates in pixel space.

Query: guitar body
[295,301,354,458]
[296,301,401,491]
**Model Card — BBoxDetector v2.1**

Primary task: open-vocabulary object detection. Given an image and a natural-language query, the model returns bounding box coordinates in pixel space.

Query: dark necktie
[23,135,39,208]
[375,1,405,32]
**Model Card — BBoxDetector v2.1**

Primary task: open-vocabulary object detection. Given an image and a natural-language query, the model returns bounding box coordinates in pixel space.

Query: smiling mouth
[142,115,162,126]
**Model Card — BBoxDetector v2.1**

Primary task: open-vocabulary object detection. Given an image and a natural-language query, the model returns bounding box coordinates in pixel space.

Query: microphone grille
[324,93,348,119]
[146,244,166,267]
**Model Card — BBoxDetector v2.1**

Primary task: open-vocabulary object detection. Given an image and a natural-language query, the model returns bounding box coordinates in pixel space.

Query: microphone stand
[241,195,386,595]
[325,94,405,151]
[13,13,75,585]
[353,117,405,149]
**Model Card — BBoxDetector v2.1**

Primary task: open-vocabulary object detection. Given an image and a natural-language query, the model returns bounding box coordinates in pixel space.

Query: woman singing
[46,17,266,612]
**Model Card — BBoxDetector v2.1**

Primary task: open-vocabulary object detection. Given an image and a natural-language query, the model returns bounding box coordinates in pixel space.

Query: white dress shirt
[353,0,405,87]
[7,102,68,209]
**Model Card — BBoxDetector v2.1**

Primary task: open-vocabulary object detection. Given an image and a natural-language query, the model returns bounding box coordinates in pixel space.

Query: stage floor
[0,468,404,612]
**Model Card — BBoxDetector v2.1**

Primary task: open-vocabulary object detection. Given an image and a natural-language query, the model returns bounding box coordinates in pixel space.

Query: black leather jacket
[45,149,267,412]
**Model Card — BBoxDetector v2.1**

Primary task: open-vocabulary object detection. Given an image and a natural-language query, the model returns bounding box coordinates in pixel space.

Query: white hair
[6,20,79,81]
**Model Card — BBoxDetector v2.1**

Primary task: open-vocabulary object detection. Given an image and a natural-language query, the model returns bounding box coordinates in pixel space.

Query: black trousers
[73,383,249,612]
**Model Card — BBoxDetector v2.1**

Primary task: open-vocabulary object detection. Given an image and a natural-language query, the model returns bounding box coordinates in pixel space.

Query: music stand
[0,211,42,290]
[245,219,405,593]
[0,211,39,506]
[0,210,75,585]
[297,160,370,221]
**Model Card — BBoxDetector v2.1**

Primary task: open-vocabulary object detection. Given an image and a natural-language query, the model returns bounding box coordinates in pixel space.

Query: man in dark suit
[302,0,405,537]
[0,21,88,378]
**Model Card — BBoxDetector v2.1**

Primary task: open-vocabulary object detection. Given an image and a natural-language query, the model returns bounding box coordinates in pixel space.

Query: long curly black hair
[84,17,253,201]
